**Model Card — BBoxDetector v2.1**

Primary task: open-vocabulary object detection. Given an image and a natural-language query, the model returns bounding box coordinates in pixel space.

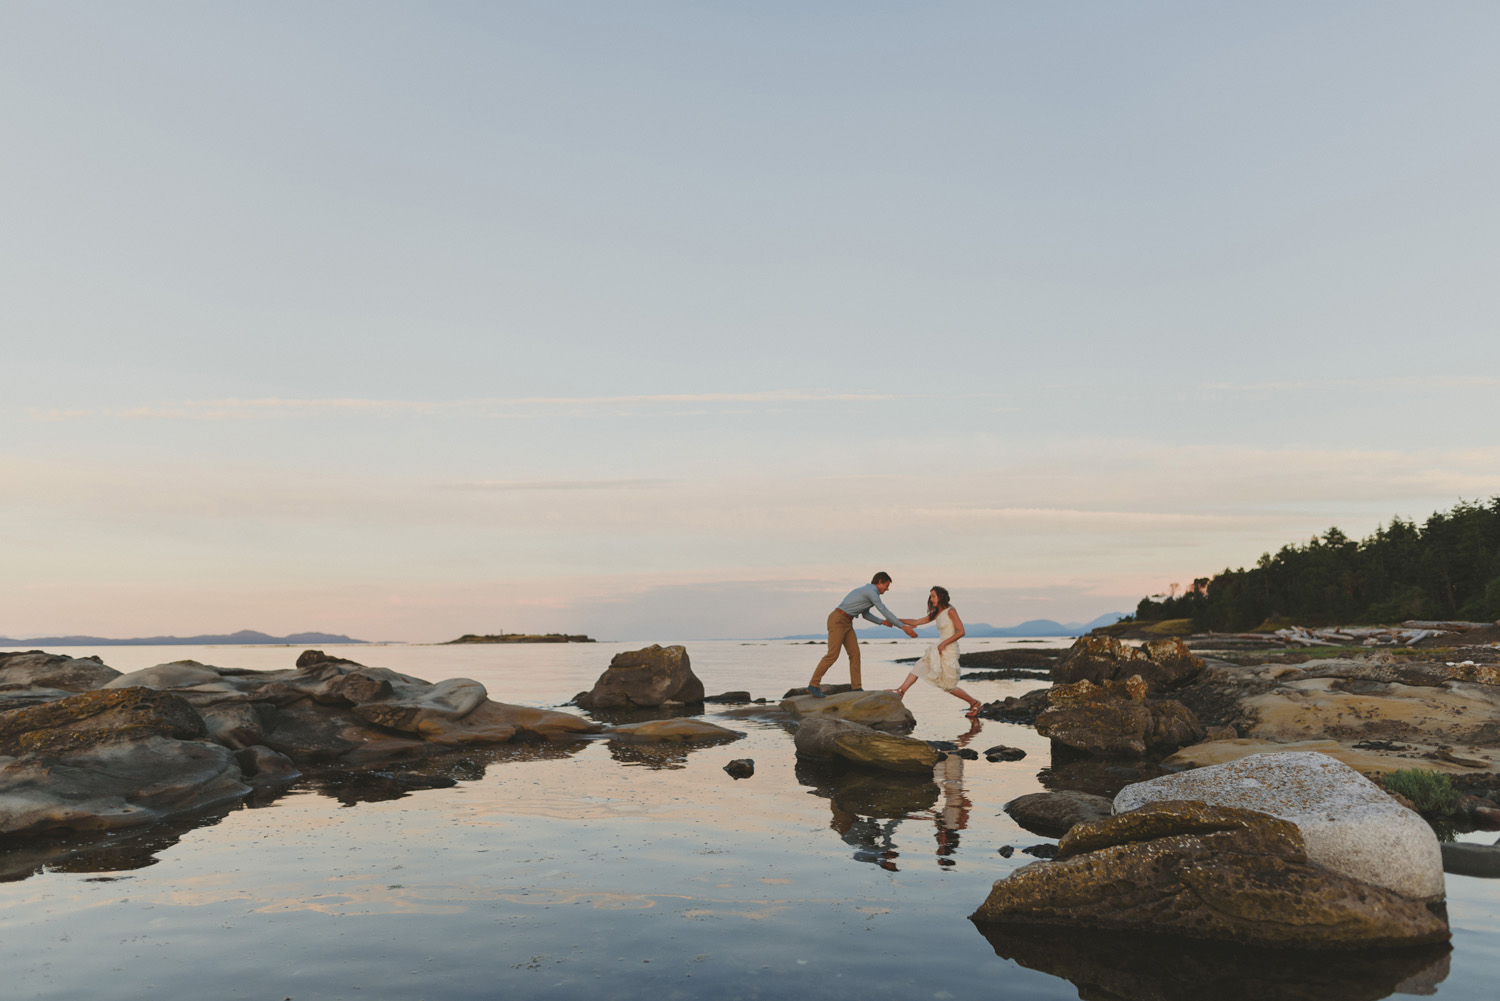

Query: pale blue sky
[4,3,1499,641]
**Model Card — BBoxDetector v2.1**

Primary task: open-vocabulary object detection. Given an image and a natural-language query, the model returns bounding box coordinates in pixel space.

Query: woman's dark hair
[871,571,892,585]
[928,586,951,616]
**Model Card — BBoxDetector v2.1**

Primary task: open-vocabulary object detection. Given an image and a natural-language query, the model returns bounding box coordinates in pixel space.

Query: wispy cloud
[28,390,935,422]
[1199,376,1500,395]
[447,478,669,491]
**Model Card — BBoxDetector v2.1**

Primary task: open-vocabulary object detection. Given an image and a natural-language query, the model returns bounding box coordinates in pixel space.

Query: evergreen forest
[1132,497,1500,630]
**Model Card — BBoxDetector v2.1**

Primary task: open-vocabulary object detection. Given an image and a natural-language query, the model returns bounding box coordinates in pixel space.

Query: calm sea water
[0,639,1496,1001]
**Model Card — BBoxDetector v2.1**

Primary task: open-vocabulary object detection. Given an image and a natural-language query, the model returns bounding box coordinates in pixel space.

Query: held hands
[903,625,918,638]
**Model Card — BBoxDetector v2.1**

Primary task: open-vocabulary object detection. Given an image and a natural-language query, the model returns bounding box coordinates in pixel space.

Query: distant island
[0,629,366,647]
[444,633,596,644]
[776,612,1126,641]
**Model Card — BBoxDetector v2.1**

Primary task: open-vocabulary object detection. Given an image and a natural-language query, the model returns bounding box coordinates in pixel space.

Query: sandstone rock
[793,716,939,773]
[574,645,704,709]
[1115,750,1445,901]
[232,744,300,783]
[972,799,1450,949]
[1004,790,1114,837]
[780,689,915,732]
[1053,635,1203,690]
[0,651,121,692]
[0,735,248,836]
[1056,800,1302,860]
[1036,678,1204,758]
[197,702,276,750]
[1165,737,1497,775]
[103,660,235,692]
[347,676,488,734]
[0,688,207,756]
[603,719,742,742]
[415,701,603,747]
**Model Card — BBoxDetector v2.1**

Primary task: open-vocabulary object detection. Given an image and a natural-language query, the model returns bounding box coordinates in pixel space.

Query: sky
[4,2,1499,642]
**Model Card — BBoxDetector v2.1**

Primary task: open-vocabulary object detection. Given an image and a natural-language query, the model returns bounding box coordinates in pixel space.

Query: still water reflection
[0,639,1495,1000]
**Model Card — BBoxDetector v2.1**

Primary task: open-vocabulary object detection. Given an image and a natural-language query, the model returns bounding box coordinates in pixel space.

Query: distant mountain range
[777,612,1126,641]
[0,629,366,647]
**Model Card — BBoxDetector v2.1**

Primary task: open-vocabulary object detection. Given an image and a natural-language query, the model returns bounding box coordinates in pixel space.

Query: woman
[888,586,983,717]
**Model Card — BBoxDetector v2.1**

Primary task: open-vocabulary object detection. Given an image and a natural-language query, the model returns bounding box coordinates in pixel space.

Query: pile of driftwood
[1202,620,1498,648]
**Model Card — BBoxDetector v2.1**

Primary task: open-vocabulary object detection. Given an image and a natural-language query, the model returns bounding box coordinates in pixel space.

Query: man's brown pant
[810,609,860,689]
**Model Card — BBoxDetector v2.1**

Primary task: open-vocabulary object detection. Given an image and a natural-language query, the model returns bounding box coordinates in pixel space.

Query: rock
[1440,840,1500,877]
[973,923,1452,1001]
[574,645,704,709]
[703,691,752,703]
[997,845,1014,857]
[417,702,603,746]
[603,719,742,742]
[972,800,1451,949]
[232,744,300,783]
[0,651,121,692]
[1020,844,1057,859]
[0,688,208,755]
[0,736,250,836]
[984,745,1027,762]
[1056,800,1303,860]
[1115,750,1445,902]
[346,676,488,735]
[793,716,940,774]
[103,660,237,692]
[1162,736,1494,776]
[780,690,915,732]
[977,687,1050,724]
[1036,678,1204,758]
[1052,635,1204,691]
[724,758,755,779]
[197,702,276,750]
[1005,790,1115,837]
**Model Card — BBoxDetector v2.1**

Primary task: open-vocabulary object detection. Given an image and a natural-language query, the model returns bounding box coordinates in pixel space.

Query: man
[806,572,917,697]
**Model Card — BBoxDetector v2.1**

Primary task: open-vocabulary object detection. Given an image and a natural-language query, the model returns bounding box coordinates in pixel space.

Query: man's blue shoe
[806,685,827,698]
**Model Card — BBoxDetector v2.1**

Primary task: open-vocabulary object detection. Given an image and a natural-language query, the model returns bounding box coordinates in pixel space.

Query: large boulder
[793,716,940,774]
[780,689,915,732]
[1115,750,1445,902]
[1036,677,1204,758]
[0,651,121,692]
[1053,635,1204,691]
[971,800,1450,949]
[574,645,704,709]
[0,688,249,837]
[1004,790,1114,837]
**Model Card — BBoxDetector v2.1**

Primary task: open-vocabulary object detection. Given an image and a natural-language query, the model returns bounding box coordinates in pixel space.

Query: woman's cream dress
[916,607,961,691]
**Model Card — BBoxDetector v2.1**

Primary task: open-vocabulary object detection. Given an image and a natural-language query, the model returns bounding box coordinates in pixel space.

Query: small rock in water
[997,845,1014,858]
[956,748,979,760]
[723,758,755,779]
[983,745,1026,762]
[928,740,959,752]
[1020,844,1057,859]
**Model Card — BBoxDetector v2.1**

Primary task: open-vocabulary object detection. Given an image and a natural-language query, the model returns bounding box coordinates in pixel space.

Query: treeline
[1133,497,1500,630]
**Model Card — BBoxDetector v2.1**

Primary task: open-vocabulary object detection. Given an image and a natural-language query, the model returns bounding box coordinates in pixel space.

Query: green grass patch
[1381,768,1460,815]
[1141,618,1194,636]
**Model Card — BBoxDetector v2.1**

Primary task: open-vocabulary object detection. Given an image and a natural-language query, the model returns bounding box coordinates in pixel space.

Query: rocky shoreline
[5,632,1499,956]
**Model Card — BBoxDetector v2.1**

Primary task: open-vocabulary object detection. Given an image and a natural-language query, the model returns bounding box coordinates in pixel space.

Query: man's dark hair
[871,571,892,585]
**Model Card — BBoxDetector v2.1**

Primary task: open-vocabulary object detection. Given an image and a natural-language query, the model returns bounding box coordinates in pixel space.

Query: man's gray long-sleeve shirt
[836,584,901,626]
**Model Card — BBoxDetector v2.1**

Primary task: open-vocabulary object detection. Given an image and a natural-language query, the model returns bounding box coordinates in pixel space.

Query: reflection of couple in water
[806,573,983,716]
[828,719,978,871]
